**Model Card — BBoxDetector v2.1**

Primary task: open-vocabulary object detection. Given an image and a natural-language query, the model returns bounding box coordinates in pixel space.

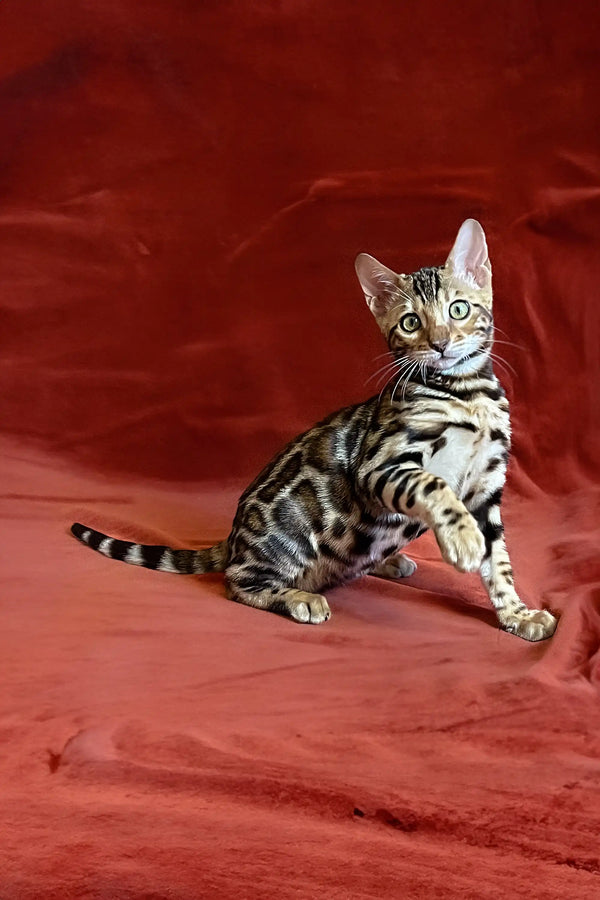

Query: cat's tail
[70,522,227,574]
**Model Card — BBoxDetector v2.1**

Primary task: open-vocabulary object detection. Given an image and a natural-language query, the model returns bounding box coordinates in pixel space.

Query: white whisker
[492,339,525,352]
[473,348,517,378]
[377,357,414,403]
[365,358,405,387]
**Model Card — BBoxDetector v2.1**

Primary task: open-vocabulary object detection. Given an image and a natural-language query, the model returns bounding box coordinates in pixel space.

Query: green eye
[449,300,470,320]
[400,313,421,333]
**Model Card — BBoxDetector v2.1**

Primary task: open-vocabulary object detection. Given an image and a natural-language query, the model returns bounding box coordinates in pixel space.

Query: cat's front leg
[469,490,557,642]
[360,464,485,573]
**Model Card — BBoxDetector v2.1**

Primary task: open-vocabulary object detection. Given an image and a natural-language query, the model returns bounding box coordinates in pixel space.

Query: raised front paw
[499,608,557,642]
[435,515,485,573]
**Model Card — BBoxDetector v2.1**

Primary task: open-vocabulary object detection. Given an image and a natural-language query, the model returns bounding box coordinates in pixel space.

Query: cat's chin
[426,352,486,377]
[425,357,464,374]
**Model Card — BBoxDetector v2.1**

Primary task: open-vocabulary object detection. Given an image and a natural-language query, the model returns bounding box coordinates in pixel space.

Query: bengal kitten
[71,220,557,642]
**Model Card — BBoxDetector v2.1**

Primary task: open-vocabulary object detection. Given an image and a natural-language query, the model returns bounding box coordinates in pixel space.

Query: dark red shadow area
[1,1,599,897]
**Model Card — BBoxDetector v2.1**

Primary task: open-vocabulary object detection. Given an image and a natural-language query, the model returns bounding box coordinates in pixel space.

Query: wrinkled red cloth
[1,2,599,898]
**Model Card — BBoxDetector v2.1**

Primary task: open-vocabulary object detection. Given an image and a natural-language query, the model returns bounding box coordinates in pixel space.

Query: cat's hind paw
[286,592,331,625]
[370,553,417,580]
[499,608,557,642]
[228,584,331,625]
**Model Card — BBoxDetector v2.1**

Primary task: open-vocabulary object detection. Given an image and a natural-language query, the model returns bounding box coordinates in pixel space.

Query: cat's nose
[430,339,449,354]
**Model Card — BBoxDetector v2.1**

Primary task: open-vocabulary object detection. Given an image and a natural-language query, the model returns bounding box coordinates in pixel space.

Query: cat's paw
[435,515,485,573]
[499,608,557,642]
[371,553,417,579]
[288,592,331,625]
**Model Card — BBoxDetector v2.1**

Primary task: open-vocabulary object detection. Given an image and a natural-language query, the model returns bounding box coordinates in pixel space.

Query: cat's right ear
[355,253,400,318]
[445,219,491,289]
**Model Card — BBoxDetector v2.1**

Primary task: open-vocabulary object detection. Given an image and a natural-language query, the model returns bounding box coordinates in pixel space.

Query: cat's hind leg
[226,583,331,624]
[370,552,417,580]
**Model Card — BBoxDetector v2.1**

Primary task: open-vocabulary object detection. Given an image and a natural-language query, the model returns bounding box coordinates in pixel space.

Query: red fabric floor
[2,440,600,898]
[1,1,599,897]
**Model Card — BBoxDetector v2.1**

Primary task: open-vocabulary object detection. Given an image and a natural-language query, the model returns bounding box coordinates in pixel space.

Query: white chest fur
[418,396,509,499]
[427,426,489,497]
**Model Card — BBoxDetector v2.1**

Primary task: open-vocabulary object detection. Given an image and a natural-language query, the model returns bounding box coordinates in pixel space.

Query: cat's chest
[420,399,508,495]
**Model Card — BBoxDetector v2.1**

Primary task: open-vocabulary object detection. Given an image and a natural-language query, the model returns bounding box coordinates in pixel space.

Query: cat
[71,219,557,642]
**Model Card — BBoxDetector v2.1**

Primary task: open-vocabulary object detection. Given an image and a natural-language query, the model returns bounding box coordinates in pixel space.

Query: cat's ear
[445,219,491,289]
[355,253,401,317]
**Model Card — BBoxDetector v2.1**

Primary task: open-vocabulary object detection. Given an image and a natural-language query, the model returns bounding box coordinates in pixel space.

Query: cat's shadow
[330,560,499,632]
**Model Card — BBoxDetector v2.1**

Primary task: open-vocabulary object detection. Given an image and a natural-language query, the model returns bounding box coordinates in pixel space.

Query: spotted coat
[71,220,557,643]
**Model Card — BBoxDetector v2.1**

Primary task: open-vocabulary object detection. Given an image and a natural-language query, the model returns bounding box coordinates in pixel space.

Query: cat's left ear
[355,253,401,318]
[445,219,492,289]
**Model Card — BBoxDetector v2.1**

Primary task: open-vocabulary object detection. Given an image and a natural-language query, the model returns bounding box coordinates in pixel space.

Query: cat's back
[235,397,378,513]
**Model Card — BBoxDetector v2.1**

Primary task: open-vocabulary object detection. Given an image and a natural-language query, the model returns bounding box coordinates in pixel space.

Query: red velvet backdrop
[2,2,600,899]
[2,0,598,486]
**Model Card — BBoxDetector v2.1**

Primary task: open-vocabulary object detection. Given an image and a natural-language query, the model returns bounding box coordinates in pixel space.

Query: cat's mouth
[425,349,479,373]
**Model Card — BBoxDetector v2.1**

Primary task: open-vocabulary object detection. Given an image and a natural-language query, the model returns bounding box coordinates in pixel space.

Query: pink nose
[430,339,449,354]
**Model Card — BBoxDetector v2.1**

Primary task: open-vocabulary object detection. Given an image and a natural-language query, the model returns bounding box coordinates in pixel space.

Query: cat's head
[356,219,493,377]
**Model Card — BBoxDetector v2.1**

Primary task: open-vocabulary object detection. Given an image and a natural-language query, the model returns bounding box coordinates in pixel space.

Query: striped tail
[70,523,227,574]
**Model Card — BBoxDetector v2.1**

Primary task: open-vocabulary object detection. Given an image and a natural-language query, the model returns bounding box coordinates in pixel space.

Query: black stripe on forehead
[410,267,442,303]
